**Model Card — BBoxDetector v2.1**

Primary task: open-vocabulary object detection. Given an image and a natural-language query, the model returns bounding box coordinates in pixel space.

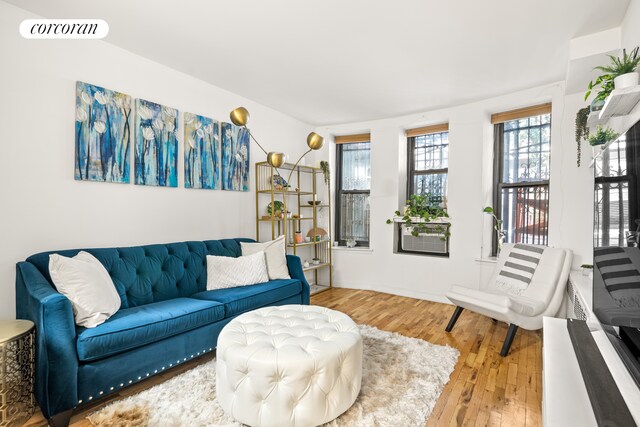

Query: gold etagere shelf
[255,161,333,294]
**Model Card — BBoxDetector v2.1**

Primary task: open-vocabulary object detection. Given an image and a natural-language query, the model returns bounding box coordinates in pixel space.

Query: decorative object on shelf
[307,227,328,240]
[134,98,179,187]
[267,200,285,216]
[483,206,506,252]
[303,260,310,268]
[580,264,593,276]
[346,239,357,248]
[221,122,250,191]
[295,231,304,244]
[590,98,605,113]
[585,46,640,102]
[312,258,320,265]
[271,174,288,191]
[307,200,322,205]
[575,107,590,167]
[320,160,330,185]
[386,194,450,239]
[184,112,219,190]
[0,320,35,426]
[75,81,132,183]
[305,237,311,242]
[588,125,619,146]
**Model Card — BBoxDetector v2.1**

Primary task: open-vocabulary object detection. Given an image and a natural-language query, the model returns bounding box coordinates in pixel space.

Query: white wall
[622,0,640,49]
[320,82,595,302]
[0,2,314,319]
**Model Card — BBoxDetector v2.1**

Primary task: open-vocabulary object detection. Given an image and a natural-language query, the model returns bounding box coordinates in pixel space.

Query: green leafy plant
[575,107,590,167]
[386,194,450,239]
[483,206,506,251]
[588,126,619,146]
[585,46,640,102]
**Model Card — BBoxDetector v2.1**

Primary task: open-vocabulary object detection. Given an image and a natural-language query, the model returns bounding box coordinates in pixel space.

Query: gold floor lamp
[229,107,325,241]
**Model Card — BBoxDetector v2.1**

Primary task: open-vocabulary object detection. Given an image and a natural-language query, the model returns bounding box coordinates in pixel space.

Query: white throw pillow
[206,251,269,290]
[240,236,290,280]
[48,251,121,328]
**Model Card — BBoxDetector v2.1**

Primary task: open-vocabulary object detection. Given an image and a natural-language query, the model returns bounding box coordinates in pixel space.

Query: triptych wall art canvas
[221,122,250,192]
[134,99,179,187]
[75,82,132,183]
[74,82,250,190]
[184,113,219,189]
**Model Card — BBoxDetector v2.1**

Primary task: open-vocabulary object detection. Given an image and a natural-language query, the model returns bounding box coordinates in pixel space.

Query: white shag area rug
[88,325,459,427]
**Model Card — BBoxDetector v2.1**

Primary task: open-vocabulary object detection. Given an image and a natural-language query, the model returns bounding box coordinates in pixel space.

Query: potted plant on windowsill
[585,46,640,103]
[386,194,451,239]
[483,206,506,252]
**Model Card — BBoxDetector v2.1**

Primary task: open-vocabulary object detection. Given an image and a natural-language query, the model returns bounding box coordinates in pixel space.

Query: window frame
[492,113,551,255]
[335,141,371,247]
[406,130,449,200]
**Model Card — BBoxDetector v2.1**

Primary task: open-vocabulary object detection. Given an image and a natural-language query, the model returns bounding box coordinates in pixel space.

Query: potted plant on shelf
[483,206,506,252]
[580,264,593,277]
[575,107,590,167]
[585,46,640,103]
[588,125,619,146]
[386,194,450,239]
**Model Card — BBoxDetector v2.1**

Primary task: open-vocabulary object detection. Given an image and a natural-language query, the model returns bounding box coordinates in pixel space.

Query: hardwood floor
[25,288,541,426]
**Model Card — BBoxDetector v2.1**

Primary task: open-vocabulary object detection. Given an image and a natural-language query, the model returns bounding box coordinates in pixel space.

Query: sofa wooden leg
[49,409,73,427]
[445,306,464,332]
[500,324,519,357]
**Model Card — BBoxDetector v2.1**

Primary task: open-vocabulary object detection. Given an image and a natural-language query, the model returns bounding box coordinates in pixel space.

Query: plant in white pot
[585,46,640,102]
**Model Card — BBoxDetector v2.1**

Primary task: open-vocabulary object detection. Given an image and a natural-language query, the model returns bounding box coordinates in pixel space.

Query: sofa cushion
[190,279,302,317]
[76,298,225,362]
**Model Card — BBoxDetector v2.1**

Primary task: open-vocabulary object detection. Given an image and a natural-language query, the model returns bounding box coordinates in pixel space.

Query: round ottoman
[216,305,363,427]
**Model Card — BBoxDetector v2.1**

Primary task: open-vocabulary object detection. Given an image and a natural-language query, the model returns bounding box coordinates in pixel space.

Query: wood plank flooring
[25,288,541,427]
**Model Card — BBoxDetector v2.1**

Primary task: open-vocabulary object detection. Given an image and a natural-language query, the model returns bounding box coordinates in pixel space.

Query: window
[407,123,449,207]
[594,133,632,247]
[492,103,551,253]
[335,134,371,246]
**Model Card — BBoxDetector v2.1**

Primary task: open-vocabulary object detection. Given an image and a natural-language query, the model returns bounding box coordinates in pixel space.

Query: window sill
[475,257,497,264]
[332,246,373,253]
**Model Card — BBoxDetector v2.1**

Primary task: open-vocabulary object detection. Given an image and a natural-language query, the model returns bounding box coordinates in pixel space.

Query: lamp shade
[230,107,250,127]
[267,152,286,168]
[307,132,324,150]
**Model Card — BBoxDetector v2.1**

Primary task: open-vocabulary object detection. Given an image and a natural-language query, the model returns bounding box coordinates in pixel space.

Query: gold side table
[0,320,35,427]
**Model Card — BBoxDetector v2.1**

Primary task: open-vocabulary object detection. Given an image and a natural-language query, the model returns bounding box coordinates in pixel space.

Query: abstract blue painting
[134,99,178,187]
[75,81,131,183]
[184,113,219,189]
[221,122,250,192]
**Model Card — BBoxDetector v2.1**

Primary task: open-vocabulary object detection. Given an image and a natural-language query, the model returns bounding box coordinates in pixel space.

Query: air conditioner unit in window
[400,224,449,254]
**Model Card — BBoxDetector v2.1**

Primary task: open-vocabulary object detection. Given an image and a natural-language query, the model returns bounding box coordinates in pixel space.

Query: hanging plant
[575,107,590,167]
[319,160,330,185]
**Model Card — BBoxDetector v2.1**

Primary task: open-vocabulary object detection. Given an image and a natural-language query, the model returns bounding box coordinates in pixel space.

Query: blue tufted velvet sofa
[15,238,310,426]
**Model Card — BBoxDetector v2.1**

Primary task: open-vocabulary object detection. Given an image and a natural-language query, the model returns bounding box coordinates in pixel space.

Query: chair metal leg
[445,306,464,332]
[500,324,519,357]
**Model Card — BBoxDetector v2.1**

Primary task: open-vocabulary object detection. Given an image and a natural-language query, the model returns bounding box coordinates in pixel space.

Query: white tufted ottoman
[216,305,363,427]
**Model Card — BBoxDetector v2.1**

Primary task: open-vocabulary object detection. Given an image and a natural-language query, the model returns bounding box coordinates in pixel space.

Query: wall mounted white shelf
[588,85,640,131]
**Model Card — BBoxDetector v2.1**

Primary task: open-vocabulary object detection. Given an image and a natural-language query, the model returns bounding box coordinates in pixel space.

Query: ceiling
[7,0,631,125]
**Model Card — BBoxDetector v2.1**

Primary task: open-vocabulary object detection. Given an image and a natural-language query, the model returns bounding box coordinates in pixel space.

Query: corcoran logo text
[19,19,109,39]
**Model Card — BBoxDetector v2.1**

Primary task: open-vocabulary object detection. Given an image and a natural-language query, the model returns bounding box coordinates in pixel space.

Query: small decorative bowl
[307,201,322,205]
